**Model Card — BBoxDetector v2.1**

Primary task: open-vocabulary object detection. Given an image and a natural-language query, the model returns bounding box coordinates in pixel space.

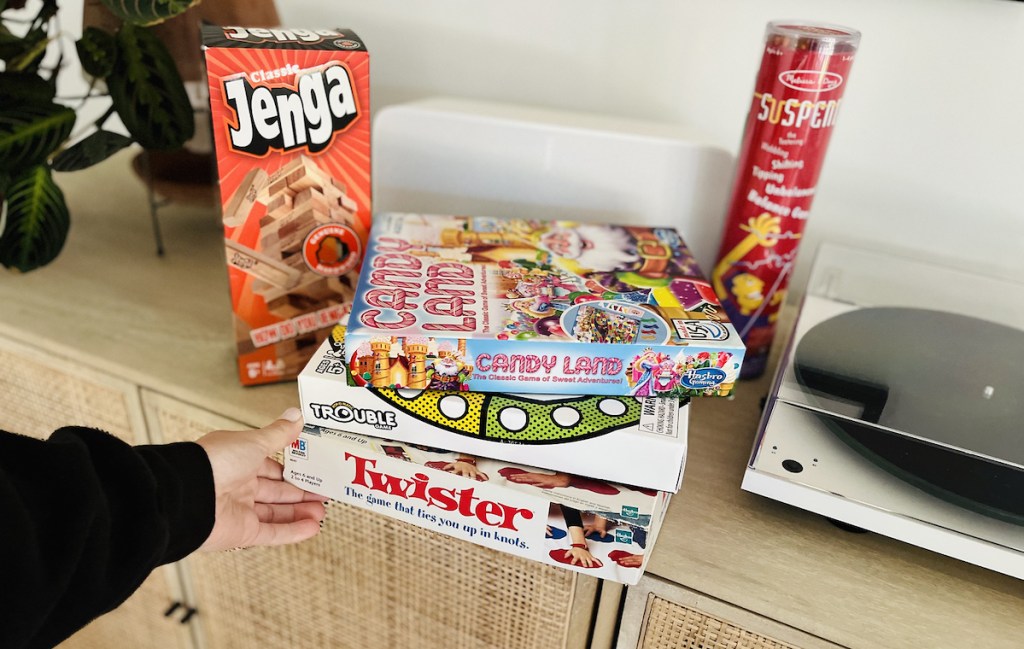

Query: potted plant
[0,0,199,272]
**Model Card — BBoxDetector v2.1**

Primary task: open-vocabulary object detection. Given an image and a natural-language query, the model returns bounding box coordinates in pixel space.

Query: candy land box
[344,213,745,398]
[299,325,689,492]
[202,26,370,385]
[285,424,671,585]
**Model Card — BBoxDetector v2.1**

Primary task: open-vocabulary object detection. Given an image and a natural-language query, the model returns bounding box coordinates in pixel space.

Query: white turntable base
[743,295,1024,581]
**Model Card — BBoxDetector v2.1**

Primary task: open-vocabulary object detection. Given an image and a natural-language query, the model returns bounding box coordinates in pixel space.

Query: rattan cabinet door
[0,336,194,649]
[142,389,597,649]
[616,576,841,649]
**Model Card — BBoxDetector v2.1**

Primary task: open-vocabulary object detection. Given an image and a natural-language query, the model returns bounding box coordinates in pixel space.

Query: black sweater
[0,426,215,649]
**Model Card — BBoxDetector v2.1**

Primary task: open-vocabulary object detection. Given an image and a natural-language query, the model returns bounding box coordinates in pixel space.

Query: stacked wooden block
[223,155,360,320]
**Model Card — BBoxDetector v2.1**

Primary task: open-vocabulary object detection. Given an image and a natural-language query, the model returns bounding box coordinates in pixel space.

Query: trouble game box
[299,325,689,492]
[344,213,745,397]
[285,424,671,585]
[202,26,370,385]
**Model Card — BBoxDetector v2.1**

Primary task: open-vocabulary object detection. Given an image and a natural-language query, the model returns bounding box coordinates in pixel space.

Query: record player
[743,242,1024,579]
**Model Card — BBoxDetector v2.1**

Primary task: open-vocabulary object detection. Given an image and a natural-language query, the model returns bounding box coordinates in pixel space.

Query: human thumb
[259,408,304,454]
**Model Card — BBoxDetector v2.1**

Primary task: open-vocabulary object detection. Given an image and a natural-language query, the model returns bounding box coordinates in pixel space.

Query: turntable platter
[793,307,1024,524]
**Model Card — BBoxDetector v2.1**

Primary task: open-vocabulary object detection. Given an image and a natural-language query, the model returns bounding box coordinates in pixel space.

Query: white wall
[276,0,1024,293]
[39,1,1024,292]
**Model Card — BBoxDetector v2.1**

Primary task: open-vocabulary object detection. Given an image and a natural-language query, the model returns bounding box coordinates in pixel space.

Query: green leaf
[8,31,50,72]
[97,0,199,26]
[0,72,56,107]
[0,102,76,172]
[0,25,45,64]
[76,27,117,78]
[52,130,133,172]
[0,164,69,272]
[107,24,193,150]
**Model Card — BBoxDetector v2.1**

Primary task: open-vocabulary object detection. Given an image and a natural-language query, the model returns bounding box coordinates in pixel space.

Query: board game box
[285,424,671,585]
[203,25,370,385]
[343,213,745,397]
[299,325,689,492]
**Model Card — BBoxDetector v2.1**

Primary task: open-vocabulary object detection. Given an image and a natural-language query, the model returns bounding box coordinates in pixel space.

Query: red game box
[202,25,370,385]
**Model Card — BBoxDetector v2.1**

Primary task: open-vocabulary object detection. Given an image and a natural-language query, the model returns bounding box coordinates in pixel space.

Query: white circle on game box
[551,406,582,428]
[499,406,528,432]
[438,394,469,420]
[598,398,628,417]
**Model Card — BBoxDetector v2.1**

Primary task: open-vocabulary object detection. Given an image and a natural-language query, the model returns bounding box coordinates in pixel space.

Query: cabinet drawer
[0,338,192,649]
[617,576,839,649]
[0,336,145,442]
[141,389,597,649]
[57,565,193,649]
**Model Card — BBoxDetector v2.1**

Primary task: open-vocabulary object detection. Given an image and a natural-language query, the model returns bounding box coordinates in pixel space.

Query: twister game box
[344,213,745,397]
[285,424,671,585]
[203,26,370,385]
[299,325,689,492]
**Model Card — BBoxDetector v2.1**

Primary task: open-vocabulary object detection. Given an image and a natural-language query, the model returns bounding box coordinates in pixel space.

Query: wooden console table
[1,154,1020,649]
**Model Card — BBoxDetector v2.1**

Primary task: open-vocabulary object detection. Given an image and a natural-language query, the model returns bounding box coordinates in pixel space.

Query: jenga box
[202,25,370,385]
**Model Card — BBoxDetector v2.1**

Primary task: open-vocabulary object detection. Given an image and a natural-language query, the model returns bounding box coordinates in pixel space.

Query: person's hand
[505,471,571,489]
[564,546,598,568]
[584,515,611,539]
[444,459,488,481]
[196,408,326,552]
[613,552,644,568]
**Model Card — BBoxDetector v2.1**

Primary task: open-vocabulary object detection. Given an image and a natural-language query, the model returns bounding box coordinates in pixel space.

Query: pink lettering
[376,237,415,253]
[359,309,416,329]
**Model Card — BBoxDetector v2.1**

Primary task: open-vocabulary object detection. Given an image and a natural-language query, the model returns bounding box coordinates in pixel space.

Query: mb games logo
[223,62,358,156]
[289,438,308,460]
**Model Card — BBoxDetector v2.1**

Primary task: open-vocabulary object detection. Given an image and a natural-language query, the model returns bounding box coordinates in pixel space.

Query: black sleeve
[0,426,216,649]
[561,505,583,529]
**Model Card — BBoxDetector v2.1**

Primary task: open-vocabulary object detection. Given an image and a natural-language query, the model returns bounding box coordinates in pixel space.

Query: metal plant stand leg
[140,150,171,257]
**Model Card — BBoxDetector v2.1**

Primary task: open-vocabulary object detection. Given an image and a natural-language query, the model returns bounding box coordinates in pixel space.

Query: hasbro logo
[615,529,633,544]
[681,367,727,390]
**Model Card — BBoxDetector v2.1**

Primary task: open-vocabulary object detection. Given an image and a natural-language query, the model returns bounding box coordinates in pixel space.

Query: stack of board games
[203,25,370,386]
[286,212,744,581]
[285,423,671,585]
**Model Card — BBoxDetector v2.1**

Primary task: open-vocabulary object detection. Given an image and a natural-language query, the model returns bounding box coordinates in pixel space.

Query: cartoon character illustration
[534,315,566,337]
[442,219,702,295]
[651,358,679,394]
[427,356,461,390]
[627,349,671,397]
[532,222,701,293]
[425,354,473,391]
[315,235,350,266]
[503,267,577,302]
[712,213,793,320]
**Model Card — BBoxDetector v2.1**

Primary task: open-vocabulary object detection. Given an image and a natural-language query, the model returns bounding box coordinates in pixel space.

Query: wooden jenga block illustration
[224,239,302,289]
[292,186,331,215]
[265,294,309,320]
[224,168,269,227]
[262,193,294,223]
